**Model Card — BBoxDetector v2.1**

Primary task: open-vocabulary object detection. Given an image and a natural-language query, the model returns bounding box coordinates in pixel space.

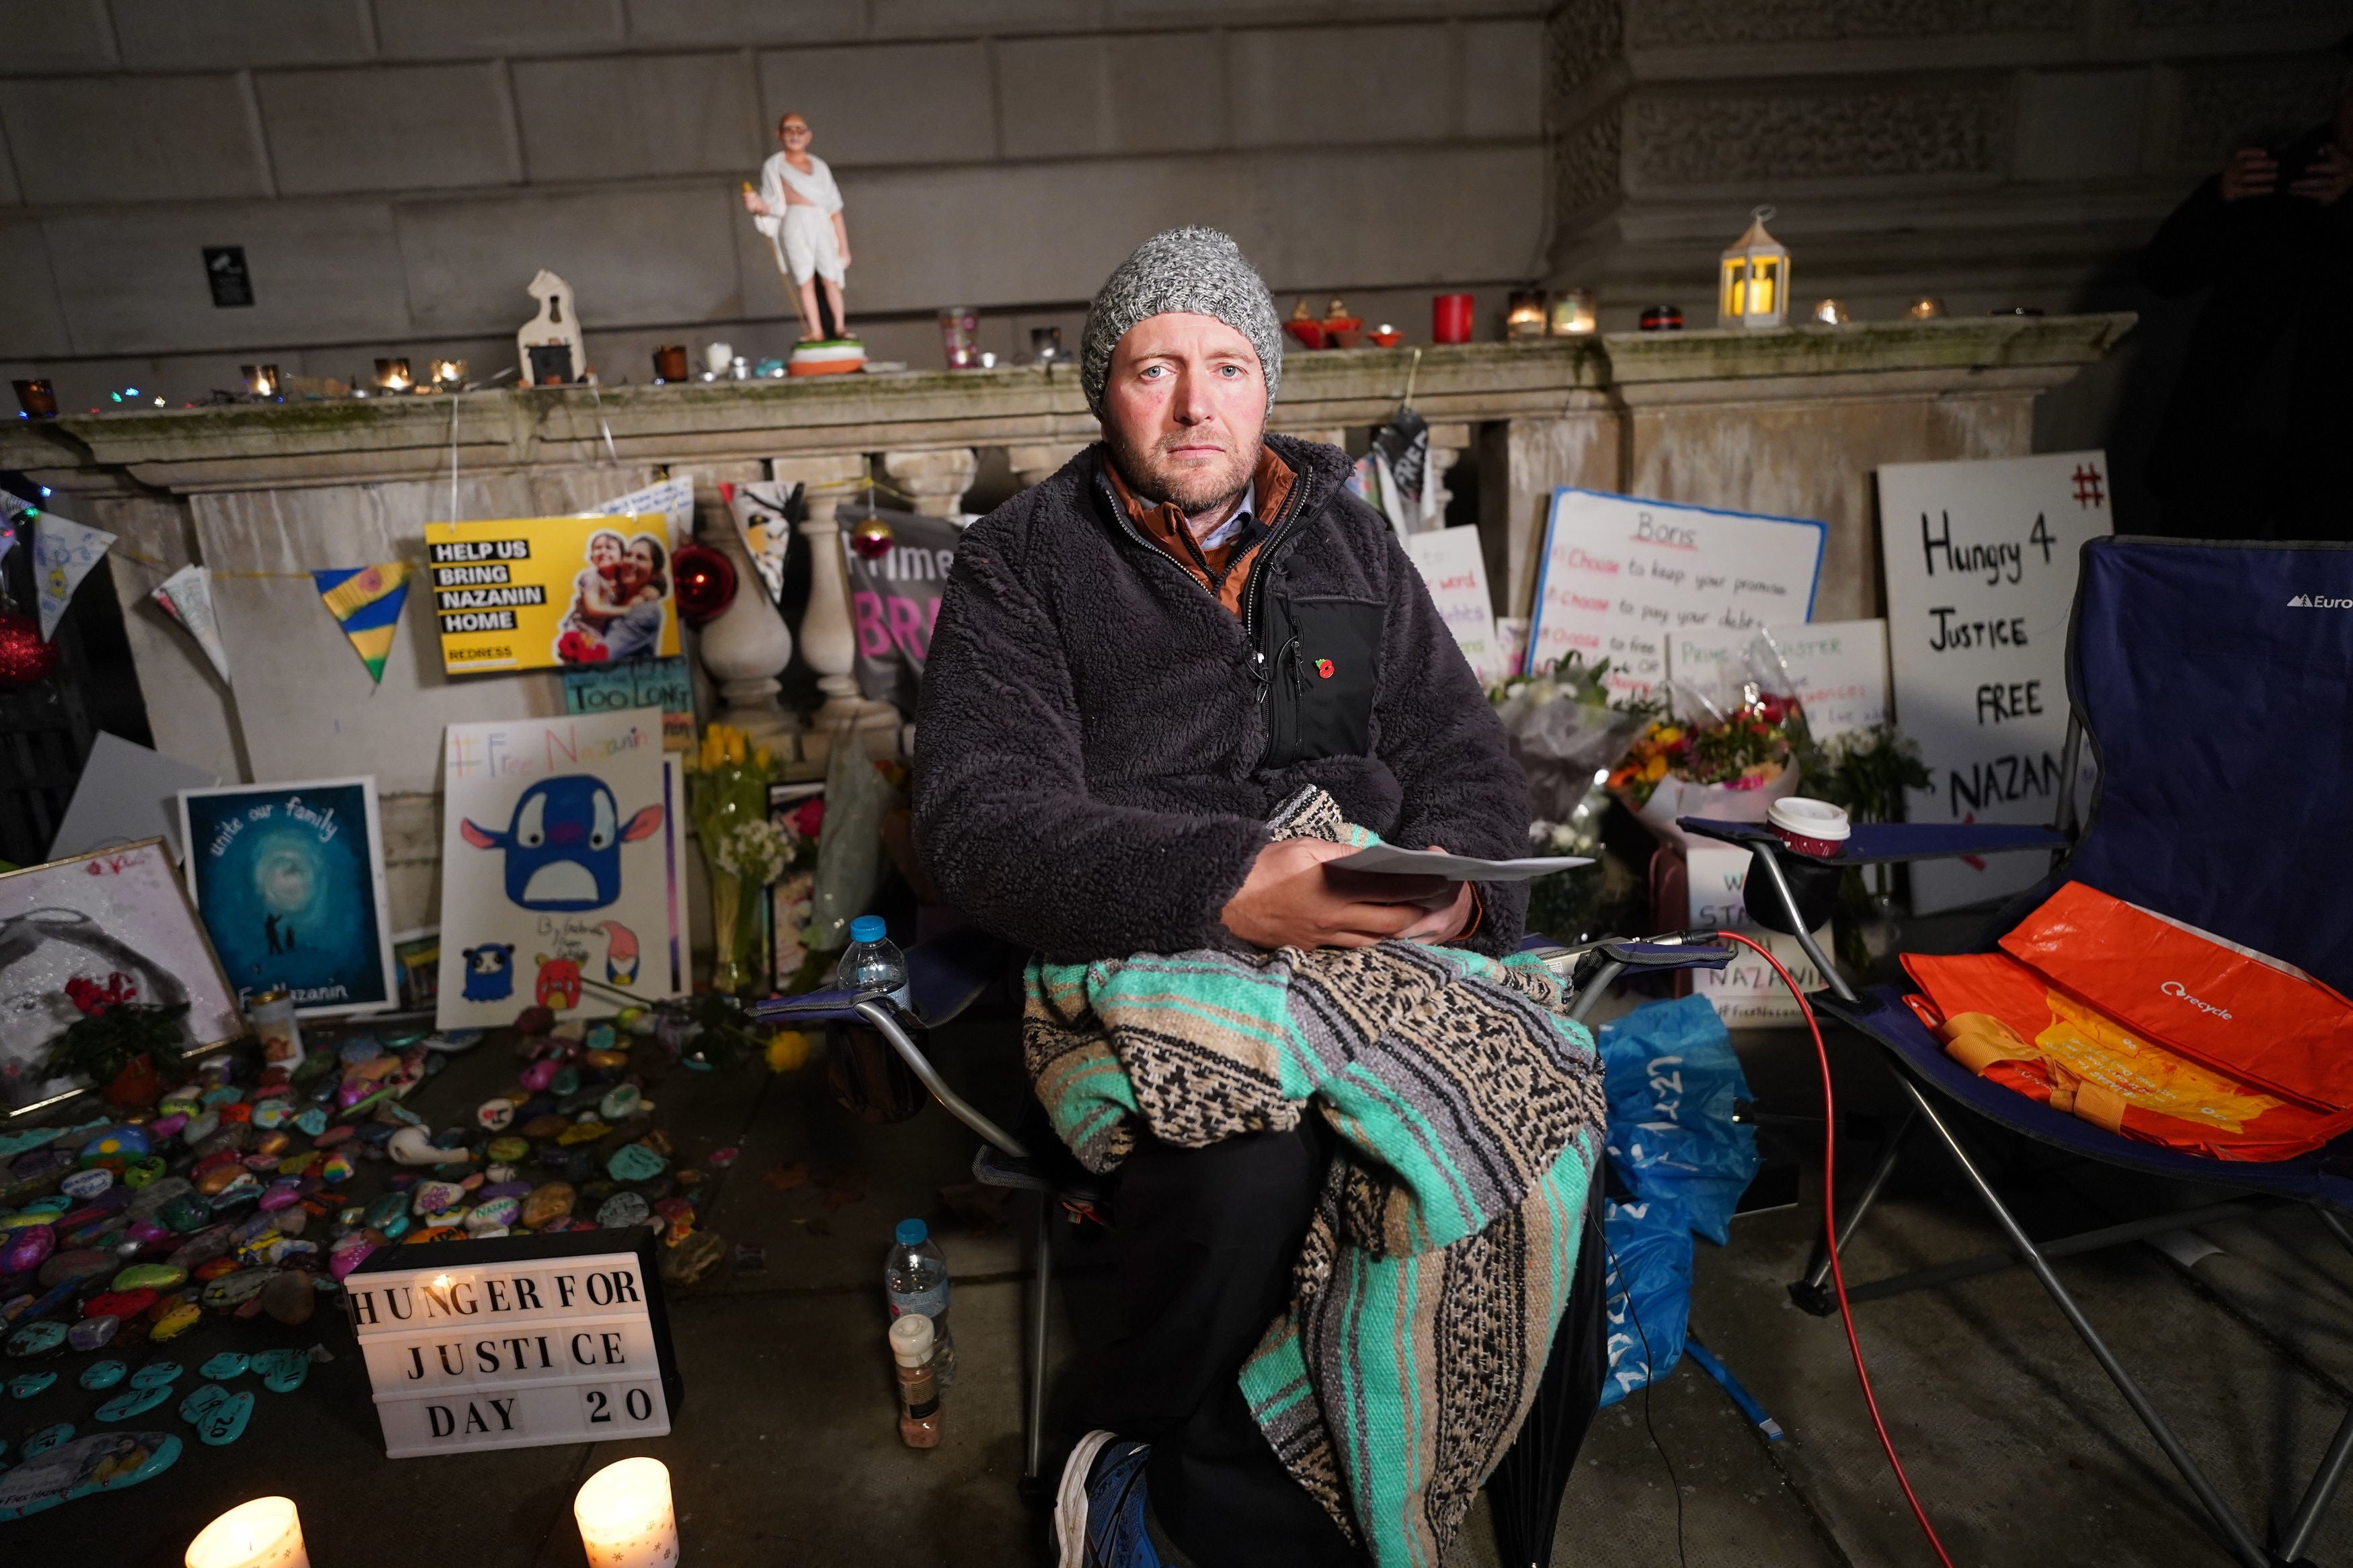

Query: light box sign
[346,1229,683,1458]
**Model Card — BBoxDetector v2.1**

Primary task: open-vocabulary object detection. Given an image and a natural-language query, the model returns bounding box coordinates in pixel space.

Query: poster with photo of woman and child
[422,515,682,674]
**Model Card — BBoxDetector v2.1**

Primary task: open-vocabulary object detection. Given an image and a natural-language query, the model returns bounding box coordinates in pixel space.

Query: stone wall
[1540,0,2348,322]
[0,0,1548,411]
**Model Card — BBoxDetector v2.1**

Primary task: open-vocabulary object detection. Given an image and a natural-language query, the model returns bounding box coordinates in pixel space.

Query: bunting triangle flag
[0,491,27,565]
[32,513,119,642]
[313,563,411,684]
[153,563,232,684]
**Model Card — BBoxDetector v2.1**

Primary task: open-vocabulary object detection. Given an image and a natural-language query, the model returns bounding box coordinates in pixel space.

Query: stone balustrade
[1,314,2130,932]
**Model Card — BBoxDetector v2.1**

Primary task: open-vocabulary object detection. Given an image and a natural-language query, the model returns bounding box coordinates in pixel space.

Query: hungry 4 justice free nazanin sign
[346,1229,683,1458]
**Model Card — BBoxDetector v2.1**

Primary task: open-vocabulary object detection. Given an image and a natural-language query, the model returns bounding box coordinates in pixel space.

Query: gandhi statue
[743,112,852,341]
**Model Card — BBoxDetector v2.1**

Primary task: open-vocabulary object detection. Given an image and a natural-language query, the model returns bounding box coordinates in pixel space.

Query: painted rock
[487,1136,532,1165]
[426,1028,485,1055]
[402,1225,460,1246]
[10,1370,58,1397]
[257,1182,303,1214]
[125,1175,193,1218]
[178,1379,229,1424]
[37,1249,112,1289]
[79,1127,151,1164]
[584,1048,629,1073]
[83,1290,157,1323]
[192,1257,241,1283]
[319,1153,356,1184]
[193,1164,245,1197]
[59,1168,114,1200]
[292,1108,329,1141]
[159,1196,212,1234]
[66,1316,118,1353]
[15,1427,186,1509]
[193,1385,254,1444]
[606,1143,667,1183]
[127,1359,182,1389]
[23,1421,74,1456]
[251,1100,294,1130]
[77,1360,126,1391]
[239,1151,280,1173]
[200,1270,272,1311]
[598,1085,643,1121]
[595,1192,651,1230]
[517,1059,559,1094]
[550,1067,581,1096]
[556,1120,610,1147]
[584,1022,619,1052]
[167,1225,235,1271]
[257,1237,317,1268]
[178,1110,221,1147]
[276,1150,320,1178]
[1,1225,54,1275]
[7,1321,67,1359]
[199,1085,242,1108]
[661,1229,728,1286]
[516,1116,569,1141]
[476,1100,516,1133]
[148,1300,202,1342]
[94,1381,172,1421]
[206,1174,263,1210]
[146,1112,189,1139]
[199,1352,249,1380]
[111,1264,185,1294]
[410,1181,466,1219]
[328,1241,377,1281]
[194,1122,253,1155]
[477,1181,530,1204]
[259,1272,315,1327]
[124,1218,173,1251]
[313,1124,354,1149]
[122,1157,169,1189]
[364,1192,408,1231]
[254,1129,291,1158]
[252,1348,310,1393]
[520,1184,575,1229]
[464,1198,519,1235]
[387,1127,472,1167]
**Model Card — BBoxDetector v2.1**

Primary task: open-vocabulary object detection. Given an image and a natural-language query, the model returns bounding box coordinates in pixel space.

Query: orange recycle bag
[1999,881,2353,1114]
[1903,950,2353,1162]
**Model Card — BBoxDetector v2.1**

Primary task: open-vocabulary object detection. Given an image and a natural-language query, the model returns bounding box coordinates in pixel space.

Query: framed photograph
[0,839,244,1114]
[177,778,399,1018]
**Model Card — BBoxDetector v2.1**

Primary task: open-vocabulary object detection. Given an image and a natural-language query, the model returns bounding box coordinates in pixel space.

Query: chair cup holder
[1743,846,1842,936]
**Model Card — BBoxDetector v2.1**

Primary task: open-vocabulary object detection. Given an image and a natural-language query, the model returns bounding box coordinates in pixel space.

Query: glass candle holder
[374,358,412,392]
[186,1496,309,1568]
[1548,289,1597,335]
[1431,293,1474,344]
[13,378,58,419]
[1505,290,1548,339]
[938,307,980,370]
[575,1456,679,1568]
[240,364,280,398]
[653,345,688,382]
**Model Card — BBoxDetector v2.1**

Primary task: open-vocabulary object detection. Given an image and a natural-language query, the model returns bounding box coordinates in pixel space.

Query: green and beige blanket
[1023,788,1605,1567]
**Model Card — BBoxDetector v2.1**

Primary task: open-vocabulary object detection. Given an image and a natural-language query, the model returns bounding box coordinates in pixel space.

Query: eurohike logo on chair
[2286,593,2353,609]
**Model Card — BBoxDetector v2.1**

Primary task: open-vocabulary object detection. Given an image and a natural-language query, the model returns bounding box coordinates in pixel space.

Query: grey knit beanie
[1080,227,1283,418]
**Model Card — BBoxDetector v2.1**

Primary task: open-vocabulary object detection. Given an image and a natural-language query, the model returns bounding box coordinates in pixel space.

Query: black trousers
[1076,1122,1363,1568]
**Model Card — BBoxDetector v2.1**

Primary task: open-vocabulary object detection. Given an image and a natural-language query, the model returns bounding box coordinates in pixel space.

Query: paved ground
[10,996,2353,1567]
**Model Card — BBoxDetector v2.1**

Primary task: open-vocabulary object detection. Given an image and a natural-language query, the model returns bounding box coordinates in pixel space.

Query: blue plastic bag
[1593,995,1758,1407]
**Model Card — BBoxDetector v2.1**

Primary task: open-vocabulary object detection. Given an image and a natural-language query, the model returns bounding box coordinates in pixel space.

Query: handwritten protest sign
[1686,845,1831,1026]
[1876,452,2111,914]
[1527,490,1824,698]
[1766,620,1888,742]
[1404,526,1503,684]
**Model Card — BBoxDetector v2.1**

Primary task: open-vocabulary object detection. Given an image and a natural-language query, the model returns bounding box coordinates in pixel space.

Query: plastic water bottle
[885,1216,956,1387]
[836,915,910,1010]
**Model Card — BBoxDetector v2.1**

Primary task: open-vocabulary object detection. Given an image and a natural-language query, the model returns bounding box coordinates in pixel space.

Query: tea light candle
[374,358,412,392]
[186,1496,309,1568]
[432,358,467,389]
[574,1456,678,1568]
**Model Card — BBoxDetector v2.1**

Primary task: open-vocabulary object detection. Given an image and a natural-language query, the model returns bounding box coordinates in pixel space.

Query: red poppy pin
[1315,658,1334,679]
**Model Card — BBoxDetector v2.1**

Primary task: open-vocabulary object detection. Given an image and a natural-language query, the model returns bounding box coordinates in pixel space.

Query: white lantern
[1718,206,1789,330]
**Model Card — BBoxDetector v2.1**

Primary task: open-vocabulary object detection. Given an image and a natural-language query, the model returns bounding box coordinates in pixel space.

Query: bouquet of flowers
[689,723,780,994]
[1489,655,1654,822]
[1607,638,1809,850]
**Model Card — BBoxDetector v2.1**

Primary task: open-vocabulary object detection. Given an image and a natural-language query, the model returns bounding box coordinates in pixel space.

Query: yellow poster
[424,516,682,674]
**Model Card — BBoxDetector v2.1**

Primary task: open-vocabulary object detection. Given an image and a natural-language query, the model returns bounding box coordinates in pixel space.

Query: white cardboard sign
[1876,452,2111,914]
[348,1245,673,1458]
[1767,620,1890,742]
[1404,526,1503,685]
[1527,489,1824,699]
[1686,844,1831,1026]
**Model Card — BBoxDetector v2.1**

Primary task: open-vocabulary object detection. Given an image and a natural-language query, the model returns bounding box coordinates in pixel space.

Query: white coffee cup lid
[1768,796,1851,839]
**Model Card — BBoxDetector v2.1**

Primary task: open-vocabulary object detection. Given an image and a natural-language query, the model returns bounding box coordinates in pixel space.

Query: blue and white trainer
[1054,1429,1163,1568]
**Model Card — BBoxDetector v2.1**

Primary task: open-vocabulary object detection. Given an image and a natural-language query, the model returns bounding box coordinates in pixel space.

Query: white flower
[714,818,793,884]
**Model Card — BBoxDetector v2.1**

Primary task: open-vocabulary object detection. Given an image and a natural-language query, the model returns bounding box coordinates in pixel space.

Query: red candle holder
[1431,293,1475,345]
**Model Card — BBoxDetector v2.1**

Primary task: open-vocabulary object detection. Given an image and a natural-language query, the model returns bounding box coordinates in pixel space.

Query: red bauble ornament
[0,610,56,688]
[850,516,894,559]
[670,542,737,626]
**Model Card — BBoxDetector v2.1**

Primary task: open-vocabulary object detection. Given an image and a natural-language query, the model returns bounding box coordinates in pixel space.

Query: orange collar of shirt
[1105,443,1296,617]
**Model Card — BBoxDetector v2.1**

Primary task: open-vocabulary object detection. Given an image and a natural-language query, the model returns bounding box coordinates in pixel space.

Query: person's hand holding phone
[2220,147,2278,202]
[2290,143,2352,206]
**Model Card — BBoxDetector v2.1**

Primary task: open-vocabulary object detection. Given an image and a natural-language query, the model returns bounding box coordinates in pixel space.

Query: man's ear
[621,805,665,842]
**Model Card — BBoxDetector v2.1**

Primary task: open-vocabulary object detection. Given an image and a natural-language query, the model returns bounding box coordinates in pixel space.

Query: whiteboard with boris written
[1526,489,1825,700]
[1876,452,2111,914]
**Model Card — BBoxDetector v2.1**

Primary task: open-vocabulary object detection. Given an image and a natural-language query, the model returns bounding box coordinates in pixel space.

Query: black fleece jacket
[912,435,1529,963]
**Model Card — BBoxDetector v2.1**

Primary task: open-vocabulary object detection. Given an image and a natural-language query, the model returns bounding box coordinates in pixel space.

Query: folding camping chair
[1685,538,2353,1568]
[752,923,1736,1511]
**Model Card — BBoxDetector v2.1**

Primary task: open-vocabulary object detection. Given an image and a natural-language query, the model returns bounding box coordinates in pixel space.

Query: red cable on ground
[1712,929,1958,1568]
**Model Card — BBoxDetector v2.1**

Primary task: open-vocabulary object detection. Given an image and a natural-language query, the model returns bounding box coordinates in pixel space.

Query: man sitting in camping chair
[913,230,1606,1568]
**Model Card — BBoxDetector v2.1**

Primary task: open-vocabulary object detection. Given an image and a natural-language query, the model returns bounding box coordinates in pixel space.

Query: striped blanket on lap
[1024,788,1605,1567]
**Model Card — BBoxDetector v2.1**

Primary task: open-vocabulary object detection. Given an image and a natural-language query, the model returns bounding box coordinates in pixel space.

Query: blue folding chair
[1687,537,2353,1568]
[752,922,1737,1506]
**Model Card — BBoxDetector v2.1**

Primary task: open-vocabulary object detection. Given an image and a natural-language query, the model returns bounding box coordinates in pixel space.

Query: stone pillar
[682,460,797,754]
[1478,401,1620,618]
[1423,421,1472,531]
[1007,443,1086,493]
[881,447,980,520]
[773,452,895,762]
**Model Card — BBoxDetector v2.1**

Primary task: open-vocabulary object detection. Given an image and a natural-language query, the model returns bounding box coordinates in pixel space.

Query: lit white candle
[574,1456,678,1568]
[186,1496,309,1568]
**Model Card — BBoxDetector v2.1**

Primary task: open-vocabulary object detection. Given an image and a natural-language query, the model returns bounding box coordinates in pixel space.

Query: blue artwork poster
[177,778,397,1016]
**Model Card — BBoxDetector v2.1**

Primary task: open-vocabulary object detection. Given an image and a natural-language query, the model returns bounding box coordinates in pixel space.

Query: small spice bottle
[889,1313,942,1449]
